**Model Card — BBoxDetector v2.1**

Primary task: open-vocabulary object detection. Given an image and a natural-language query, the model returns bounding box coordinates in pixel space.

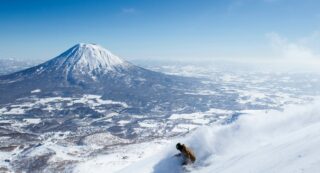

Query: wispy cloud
[227,0,282,13]
[266,32,317,59]
[227,0,244,12]
[263,0,281,3]
[121,7,137,14]
[264,32,320,72]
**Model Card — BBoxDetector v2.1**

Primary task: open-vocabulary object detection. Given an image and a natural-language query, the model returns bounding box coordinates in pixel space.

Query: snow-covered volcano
[10,43,133,82]
[43,43,131,76]
[0,43,201,111]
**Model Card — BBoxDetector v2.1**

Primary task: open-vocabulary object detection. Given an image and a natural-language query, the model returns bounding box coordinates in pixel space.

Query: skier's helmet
[176,143,182,150]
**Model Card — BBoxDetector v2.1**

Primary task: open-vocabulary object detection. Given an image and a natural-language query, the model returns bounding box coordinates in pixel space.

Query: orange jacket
[180,144,196,163]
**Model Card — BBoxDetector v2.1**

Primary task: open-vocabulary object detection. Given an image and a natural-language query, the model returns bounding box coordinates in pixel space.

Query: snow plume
[117,99,320,173]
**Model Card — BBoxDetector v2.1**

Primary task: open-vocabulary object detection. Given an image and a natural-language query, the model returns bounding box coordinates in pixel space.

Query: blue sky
[0,0,320,61]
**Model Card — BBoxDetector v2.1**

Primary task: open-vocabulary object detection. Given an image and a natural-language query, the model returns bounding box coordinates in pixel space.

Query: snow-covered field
[0,94,128,116]
[78,99,320,173]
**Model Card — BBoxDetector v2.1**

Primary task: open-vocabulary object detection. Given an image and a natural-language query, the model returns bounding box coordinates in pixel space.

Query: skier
[175,143,196,165]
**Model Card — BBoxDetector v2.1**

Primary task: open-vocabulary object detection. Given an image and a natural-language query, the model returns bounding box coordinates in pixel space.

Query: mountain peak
[75,43,106,50]
[71,43,126,67]
[47,43,130,75]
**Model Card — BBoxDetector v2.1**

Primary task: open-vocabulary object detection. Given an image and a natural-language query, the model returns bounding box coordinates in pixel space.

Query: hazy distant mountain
[0,58,41,75]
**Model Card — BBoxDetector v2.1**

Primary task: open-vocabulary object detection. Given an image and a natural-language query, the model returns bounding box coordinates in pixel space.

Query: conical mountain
[0,43,197,109]
[42,43,131,75]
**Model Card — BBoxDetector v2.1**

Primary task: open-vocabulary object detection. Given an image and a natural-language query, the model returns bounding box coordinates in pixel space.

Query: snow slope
[97,100,320,173]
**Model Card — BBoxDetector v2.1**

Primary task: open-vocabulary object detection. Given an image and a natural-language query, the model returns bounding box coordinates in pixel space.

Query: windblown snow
[77,100,320,173]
